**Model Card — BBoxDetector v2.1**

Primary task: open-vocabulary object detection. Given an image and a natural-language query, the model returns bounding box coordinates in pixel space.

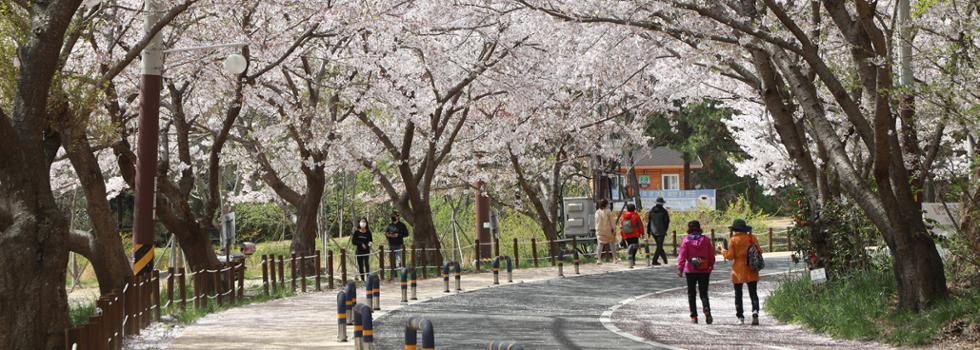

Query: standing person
[722,219,762,325]
[385,212,410,268]
[619,203,644,263]
[647,197,670,265]
[677,220,715,324]
[594,199,617,264]
[352,217,373,282]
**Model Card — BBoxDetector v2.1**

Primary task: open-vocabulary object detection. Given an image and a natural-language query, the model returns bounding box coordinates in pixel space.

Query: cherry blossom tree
[1,0,85,347]
[516,0,978,310]
[328,0,540,252]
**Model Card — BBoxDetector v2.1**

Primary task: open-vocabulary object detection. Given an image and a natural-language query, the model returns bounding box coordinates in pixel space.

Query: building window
[662,174,680,190]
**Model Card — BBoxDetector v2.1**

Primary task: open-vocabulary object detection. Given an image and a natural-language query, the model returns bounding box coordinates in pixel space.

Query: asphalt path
[373,257,802,349]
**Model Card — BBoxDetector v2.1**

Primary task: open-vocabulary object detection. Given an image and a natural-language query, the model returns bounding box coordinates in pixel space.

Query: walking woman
[677,220,715,324]
[352,217,373,282]
[619,203,644,263]
[594,199,617,263]
[722,219,762,325]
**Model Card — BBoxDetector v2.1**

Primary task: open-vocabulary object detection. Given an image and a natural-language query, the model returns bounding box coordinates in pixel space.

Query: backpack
[748,243,765,272]
[621,215,637,234]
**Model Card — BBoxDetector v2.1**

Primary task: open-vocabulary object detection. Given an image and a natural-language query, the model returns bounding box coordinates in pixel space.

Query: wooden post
[328,250,335,290]
[672,231,678,256]
[388,248,396,281]
[513,238,519,268]
[400,245,407,268]
[89,315,103,349]
[421,249,428,279]
[710,229,716,242]
[410,243,417,269]
[213,269,222,307]
[227,264,235,304]
[65,327,82,350]
[315,250,322,291]
[133,274,142,334]
[531,238,539,267]
[378,245,385,280]
[768,228,774,252]
[787,228,793,251]
[278,255,285,288]
[167,267,175,312]
[237,263,245,299]
[262,255,270,295]
[474,239,481,272]
[152,270,161,321]
[572,236,578,259]
[340,250,348,284]
[290,253,297,291]
[549,239,557,266]
[97,297,109,346]
[191,271,200,310]
[268,255,277,292]
[178,268,187,311]
[300,254,308,293]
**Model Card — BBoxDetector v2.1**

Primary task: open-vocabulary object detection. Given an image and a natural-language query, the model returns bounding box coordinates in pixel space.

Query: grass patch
[69,299,98,326]
[766,269,980,346]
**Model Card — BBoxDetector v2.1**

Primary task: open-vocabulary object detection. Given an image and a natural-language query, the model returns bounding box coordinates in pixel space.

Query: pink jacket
[677,233,715,274]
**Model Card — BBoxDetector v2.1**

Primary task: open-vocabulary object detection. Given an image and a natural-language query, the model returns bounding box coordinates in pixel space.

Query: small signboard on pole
[810,268,827,285]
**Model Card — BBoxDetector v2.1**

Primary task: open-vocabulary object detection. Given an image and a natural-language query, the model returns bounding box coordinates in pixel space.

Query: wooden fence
[64,262,248,350]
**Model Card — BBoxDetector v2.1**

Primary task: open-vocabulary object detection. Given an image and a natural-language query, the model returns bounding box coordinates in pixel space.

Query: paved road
[373,258,803,349]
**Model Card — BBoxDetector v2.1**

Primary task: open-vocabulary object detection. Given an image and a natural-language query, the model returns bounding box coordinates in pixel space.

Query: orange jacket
[722,232,761,284]
[619,211,644,240]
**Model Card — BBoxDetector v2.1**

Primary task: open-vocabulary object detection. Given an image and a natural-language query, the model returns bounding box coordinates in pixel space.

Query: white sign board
[810,268,827,285]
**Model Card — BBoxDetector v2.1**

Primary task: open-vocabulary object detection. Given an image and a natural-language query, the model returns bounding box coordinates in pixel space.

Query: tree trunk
[0,1,81,347]
[408,203,442,263]
[890,224,949,311]
[290,168,325,274]
[62,127,133,294]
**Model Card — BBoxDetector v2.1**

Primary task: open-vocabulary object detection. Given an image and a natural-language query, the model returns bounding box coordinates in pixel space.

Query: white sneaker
[738,317,745,325]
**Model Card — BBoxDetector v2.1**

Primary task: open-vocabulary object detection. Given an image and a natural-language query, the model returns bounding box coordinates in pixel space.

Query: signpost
[810,268,827,285]
[222,212,236,263]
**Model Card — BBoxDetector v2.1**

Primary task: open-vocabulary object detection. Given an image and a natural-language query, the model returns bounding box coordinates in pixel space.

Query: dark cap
[687,220,702,232]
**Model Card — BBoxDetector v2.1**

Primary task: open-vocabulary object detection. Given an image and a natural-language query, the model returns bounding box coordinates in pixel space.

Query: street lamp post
[131,0,246,276]
[132,0,165,277]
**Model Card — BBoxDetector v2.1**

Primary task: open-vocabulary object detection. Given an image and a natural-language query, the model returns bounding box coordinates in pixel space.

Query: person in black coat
[352,217,373,281]
[385,212,410,267]
[647,197,670,265]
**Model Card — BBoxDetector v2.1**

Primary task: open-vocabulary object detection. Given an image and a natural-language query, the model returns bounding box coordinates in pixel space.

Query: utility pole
[130,0,247,276]
[132,0,164,277]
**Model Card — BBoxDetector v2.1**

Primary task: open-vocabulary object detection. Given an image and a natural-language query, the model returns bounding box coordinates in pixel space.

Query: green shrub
[767,268,980,346]
[787,192,883,275]
[667,195,770,236]
[234,203,291,243]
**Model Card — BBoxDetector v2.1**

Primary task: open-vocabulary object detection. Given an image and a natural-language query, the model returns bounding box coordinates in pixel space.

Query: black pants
[356,252,370,281]
[734,281,759,318]
[652,235,668,264]
[686,273,711,317]
[624,237,639,260]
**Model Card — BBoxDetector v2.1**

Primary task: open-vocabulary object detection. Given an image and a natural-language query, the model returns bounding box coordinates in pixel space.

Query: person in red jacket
[619,203,644,263]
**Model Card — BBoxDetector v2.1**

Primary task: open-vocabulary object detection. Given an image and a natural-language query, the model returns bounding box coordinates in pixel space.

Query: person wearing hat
[722,218,762,325]
[677,220,715,324]
[646,197,670,265]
